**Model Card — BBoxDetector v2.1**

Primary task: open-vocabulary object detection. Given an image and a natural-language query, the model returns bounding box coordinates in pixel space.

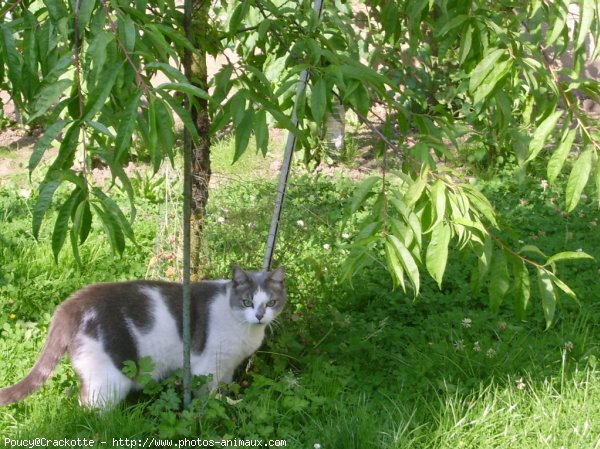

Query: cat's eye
[266,300,277,307]
[242,299,253,308]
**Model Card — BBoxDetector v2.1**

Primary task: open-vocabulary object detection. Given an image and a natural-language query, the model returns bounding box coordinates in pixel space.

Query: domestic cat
[0,267,286,408]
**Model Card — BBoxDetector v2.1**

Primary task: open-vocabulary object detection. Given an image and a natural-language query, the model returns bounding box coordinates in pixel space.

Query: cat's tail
[0,302,79,405]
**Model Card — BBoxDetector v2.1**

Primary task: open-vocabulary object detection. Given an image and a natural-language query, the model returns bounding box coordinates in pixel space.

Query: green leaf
[525,110,563,163]
[52,188,81,262]
[347,82,370,117]
[85,31,113,81]
[233,108,254,163]
[311,77,328,125]
[575,0,594,50]
[92,188,135,244]
[33,177,62,240]
[426,221,451,288]
[489,248,510,313]
[86,121,114,139]
[76,0,96,35]
[459,25,473,64]
[545,251,594,265]
[1,25,22,91]
[115,93,141,163]
[156,90,199,143]
[545,271,578,302]
[436,14,469,37]
[512,258,530,320]
[546,0,569,47]
[387,235,420,295]
[83,63,123,120]
[28,79,72,123]
[43,0,69,23]
[547,128,577,184]
[212,65,234,107]
[405,168,429,208]
[469,48,506,93]
[91,201,126,256]
[155,98,175,157]
[70,200,91,267]
[117,12,136,52]
[29,119,69,174]
[76,199,92,244]
[92,147,136,222]
[385,239,406,291]
[156,82,211,101]
[228,1,249,35]
[473,58,512,105]
[565,148,593,212]
[350,176,380,214]
[427,179,447,232]
[145,62,188,84]
[146,100,160,173]
[254,109,269,157]
[537,268,556,329]
[151,24,195,52]
[462,184,498,227]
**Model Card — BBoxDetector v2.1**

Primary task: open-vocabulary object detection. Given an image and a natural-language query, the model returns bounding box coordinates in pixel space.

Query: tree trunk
[188,0,211,281]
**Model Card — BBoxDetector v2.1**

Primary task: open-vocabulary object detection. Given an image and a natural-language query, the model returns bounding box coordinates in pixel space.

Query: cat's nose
[255,311,265,321]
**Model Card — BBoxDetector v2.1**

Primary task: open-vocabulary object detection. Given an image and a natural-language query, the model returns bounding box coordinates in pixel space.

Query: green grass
[0,144,599,448]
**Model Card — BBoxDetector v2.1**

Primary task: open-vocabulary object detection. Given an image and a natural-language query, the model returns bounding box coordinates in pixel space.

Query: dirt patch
[0,126,47,185]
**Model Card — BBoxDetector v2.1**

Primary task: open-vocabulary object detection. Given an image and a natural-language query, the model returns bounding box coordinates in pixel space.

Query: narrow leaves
[525,111,563,164]
[565,148,593,212]
[537,268,556,329]
[387,235,420,295]
[547,127,576,184]
[489,248,510,313]
[426,221,451,288]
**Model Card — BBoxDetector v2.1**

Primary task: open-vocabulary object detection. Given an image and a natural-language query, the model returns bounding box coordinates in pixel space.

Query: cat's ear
[232,267,250,287]
[269,267,285,283]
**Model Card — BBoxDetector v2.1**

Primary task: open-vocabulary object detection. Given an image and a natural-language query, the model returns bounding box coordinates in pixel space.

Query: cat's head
[230,267,286,325]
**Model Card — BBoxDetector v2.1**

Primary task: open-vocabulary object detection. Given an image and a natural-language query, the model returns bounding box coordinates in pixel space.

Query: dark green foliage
[2,0,600,324]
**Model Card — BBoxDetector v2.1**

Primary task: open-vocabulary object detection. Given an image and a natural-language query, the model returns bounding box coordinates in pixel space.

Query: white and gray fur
[0,267,286,408]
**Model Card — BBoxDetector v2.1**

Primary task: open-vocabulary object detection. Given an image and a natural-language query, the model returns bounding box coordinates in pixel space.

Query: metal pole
[263,0,325,272]
[182,0,193,409]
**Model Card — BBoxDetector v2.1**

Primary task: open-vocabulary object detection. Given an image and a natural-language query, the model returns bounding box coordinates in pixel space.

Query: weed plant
[0,152,598,448]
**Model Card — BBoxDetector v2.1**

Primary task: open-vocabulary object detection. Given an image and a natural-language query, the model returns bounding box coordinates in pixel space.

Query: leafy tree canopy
[1,0,599,325]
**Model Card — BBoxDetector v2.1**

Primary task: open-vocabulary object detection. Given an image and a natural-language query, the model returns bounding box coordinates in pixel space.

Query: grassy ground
[0,141,599,448]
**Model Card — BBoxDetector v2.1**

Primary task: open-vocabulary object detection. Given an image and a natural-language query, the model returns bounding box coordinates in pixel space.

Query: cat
[0,267,286,408]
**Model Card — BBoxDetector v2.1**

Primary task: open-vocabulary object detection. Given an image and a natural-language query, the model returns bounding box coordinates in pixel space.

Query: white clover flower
[296,219,305,228]
[217,216,225,224]
[461,318,472,328]
[576,248,583,253]
[540,179,548,192]
[322,243,331,251]
[18,189,31,198]
[516,378,526,390]
[342,232,350,240]
[314,444,321,449]
[453,340,465,351]
[284,372,300,389]
[486,348,497,358]
[564,341,574,352]
[473,341,481,352]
